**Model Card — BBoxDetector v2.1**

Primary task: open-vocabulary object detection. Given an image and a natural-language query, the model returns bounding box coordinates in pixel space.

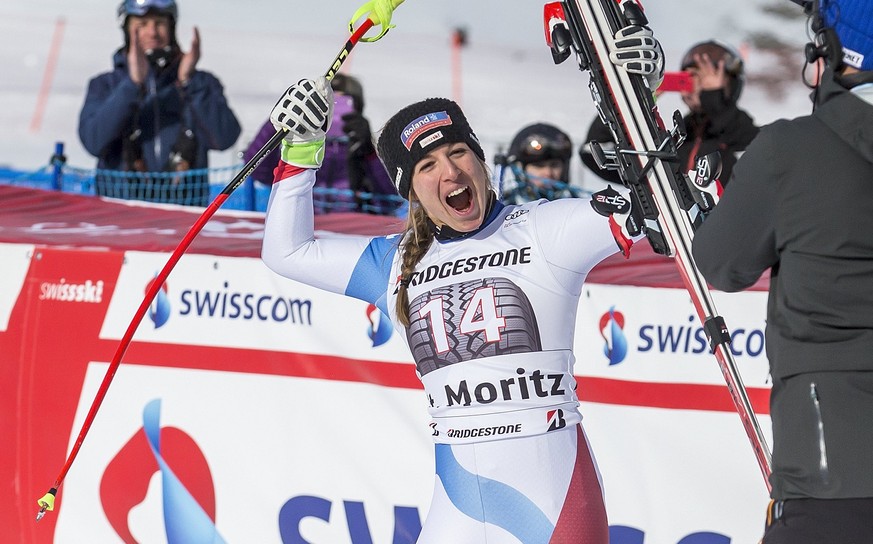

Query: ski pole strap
[704,315,732,352]
[350,0,405,42]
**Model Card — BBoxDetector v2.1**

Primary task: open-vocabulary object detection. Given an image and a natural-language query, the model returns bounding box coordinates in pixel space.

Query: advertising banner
[1,243,772,544]
[0,188,774,543]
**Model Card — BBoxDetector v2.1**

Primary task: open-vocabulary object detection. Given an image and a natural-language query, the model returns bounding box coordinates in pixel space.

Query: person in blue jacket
[78,0,241,207]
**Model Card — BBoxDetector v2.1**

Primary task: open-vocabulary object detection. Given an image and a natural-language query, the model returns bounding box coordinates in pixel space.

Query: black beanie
[376,98,485,200]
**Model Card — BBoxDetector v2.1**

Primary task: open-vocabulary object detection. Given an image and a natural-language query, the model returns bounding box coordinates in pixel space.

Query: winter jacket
[78,48,241,206]
[243,118,398,215]
[581,89,758,186]
[692,70,873,500]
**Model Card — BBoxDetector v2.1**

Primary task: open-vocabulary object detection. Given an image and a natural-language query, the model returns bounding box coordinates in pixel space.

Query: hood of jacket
[815,69,873,165]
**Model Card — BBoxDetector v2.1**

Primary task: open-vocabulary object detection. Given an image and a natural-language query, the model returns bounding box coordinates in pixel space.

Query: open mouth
[445,186,473,213]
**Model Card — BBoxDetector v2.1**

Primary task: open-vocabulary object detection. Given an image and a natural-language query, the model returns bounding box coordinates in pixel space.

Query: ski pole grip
[704,315,732,352]
[350,0,405,42]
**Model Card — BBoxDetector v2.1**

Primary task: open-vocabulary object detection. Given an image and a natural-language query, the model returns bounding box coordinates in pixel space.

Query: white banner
[0,243,32,331]
[4,244,774,544]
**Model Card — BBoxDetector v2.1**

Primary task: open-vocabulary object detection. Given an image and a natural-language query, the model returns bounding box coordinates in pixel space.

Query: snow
[1,0,814,192]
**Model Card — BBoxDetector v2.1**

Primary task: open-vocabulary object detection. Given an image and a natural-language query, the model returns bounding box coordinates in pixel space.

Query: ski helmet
[118,0,178,47]
[680,40,745,102]
[507,123,573,182]
[118,0,178,24]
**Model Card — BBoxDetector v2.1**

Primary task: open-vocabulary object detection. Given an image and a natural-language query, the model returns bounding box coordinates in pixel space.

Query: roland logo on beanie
[377,98,485,199]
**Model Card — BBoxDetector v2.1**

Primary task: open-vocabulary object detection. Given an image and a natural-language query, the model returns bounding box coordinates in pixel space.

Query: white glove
[608,25,665,89]
[270,77,334,168]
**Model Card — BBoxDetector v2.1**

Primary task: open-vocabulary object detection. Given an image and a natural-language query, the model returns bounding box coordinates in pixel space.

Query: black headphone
[803,0,843,70]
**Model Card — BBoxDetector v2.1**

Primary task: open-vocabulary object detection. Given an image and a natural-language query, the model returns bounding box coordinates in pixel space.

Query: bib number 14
[418,286,506,353]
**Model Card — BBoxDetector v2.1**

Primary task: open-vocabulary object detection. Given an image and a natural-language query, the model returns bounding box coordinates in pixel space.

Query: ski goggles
[119,0,178,19]
[515,133,572,163]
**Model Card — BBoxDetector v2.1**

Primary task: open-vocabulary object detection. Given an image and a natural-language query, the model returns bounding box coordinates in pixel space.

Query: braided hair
[394,189,434,327]
[393,157,493,326]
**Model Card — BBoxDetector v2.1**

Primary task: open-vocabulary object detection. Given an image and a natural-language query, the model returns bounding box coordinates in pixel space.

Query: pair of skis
[543,0,772,489]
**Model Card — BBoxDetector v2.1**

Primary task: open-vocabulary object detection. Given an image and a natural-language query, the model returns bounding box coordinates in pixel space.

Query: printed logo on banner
[366,303,393,347]
[609,525,730,544]
[277,498,733,544]
[599,306,628,365]
[39,278,105,303]
[144,275,315,329]
[637,315,766,358]
[279,496,423,543]
[146,275,171,329]
[100,399,225,543]
[597,307,767,362]
[178,281,313,326]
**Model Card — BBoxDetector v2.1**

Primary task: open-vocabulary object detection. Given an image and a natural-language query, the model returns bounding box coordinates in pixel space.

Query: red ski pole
[35,0,405,522]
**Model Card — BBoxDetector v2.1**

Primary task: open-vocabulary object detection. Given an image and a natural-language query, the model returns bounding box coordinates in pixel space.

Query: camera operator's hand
[342,112,375,158]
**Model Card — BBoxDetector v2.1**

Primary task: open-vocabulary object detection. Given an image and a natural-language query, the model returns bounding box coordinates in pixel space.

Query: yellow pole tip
[37,492,56,512]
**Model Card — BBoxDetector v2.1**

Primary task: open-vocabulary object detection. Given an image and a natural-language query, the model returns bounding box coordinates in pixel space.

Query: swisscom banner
[1,242,771,544]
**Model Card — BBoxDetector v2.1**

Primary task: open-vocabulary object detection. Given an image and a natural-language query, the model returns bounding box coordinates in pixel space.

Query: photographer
[581,40,757,188]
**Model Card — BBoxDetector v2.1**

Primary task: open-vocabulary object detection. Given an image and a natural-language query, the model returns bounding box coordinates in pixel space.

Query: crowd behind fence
[2,145,592,215]
[0,147,407,215]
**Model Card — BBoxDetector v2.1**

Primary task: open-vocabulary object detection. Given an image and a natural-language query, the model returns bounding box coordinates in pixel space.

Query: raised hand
[270,77,334,168]
[178,26,200,85]
[690,53,729,93]
[127,31,149,86]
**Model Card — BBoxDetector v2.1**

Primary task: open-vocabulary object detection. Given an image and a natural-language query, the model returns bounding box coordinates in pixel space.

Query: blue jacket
[78,48,241,203]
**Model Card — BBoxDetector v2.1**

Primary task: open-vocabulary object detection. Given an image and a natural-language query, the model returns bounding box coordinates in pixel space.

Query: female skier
[262,26,661,544]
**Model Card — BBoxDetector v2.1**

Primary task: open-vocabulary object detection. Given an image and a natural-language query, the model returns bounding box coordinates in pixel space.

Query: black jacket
[692,70,873,499]
[693,72,873,378]
[581,89,758,186]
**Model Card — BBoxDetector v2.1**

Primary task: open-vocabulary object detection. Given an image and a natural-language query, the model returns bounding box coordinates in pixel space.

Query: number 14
[418,287,506,353]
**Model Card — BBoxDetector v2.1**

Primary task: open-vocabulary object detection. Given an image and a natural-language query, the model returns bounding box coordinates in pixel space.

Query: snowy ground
[1,0,814,192]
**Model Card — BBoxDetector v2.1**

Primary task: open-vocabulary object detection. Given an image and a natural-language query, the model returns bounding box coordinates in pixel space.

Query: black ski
[542,0,772,489]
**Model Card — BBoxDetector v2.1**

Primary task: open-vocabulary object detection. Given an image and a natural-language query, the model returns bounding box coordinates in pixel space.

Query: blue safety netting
[0,161,406,215]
